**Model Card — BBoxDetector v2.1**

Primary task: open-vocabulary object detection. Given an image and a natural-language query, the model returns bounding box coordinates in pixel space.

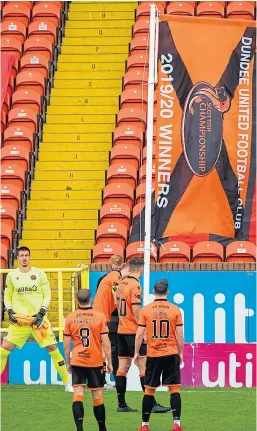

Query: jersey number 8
[80,327,90,347]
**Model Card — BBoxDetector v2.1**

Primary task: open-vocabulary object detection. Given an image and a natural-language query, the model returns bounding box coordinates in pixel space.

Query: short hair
[17,246,30,255]
[154,279,168,295]
[77,289,91,305]
[110,254,123,266]
[129,257,144,272]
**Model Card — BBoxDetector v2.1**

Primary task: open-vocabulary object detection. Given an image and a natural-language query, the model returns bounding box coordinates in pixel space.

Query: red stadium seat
[103,183,135,209]
[136,182,155,204]
[107,163,137,189]
[139,162,156,183]
[20,53,50,78]
[113,125,144,149]
[124,69,148,89]
[1,111,7,134]
[1,37,22,60]
[192,241,224,263]
[0,201,17,231]
[92,242,124,263]
[4,125,34,152]
[133,19,150,36]
[39,1,64,8]
[2,3,31,26]
[126,241,157,262]
[5,1,33,8]
[1,243,8,269]
[12,89,42,114]
[120,87,148,110]
[1,163,26,190]
[100,203,131,229]
[159,241,191,263]
[132,202,147,222]
[16,70,45,96]
[32,3,60,27]
[117,107,147,131]
[136,2,165,20]
[28,20,57,44]
[197,2,225,17]
[127,53,149,70]
[1,220,13,249]
[8,107,38,132]
[198,0,225,5]
[96,222,128,248]
[1,145,30,171]
[24,36,53,61]
[1,21,26,43]
[111,144,140,169]
[226,241,256,263]
[0,184,21,213]
[142,144,156,163]
[167,2,195,16]
[227,2,255,20]
[130,36,149,55]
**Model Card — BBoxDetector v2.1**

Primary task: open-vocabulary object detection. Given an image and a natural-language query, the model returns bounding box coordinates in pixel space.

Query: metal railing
[0,265,89,342]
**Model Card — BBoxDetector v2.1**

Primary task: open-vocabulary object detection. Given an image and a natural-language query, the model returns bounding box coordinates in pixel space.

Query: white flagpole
[143,3,157,306]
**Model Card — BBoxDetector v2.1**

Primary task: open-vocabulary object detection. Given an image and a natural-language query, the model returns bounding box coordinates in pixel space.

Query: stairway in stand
[19,1,137,324]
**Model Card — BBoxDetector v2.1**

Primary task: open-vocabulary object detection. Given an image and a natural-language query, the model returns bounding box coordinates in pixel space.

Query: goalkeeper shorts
[4,318,56,349]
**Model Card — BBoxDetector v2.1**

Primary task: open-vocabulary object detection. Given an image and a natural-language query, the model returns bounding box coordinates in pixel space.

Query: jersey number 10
[152,319,170,339]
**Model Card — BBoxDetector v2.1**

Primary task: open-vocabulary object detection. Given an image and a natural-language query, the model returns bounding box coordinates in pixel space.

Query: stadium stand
[1,0,256,276]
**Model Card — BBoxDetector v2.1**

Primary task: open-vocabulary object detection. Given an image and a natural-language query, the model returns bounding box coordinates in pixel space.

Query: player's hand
[32,307,47,328]
[107,364,113,374]
[133,353,140,365]
[67,364,72,374]
[179,353,183,365]
[8,309,17,325]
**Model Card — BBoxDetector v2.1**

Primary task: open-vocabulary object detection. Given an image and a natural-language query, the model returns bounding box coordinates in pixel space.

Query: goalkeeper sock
[93,399,106,431]
[73,396,84,431]
[49,348,69,384]
[0,348,10,374]
[142,394,154,423]
[115,373,127,407]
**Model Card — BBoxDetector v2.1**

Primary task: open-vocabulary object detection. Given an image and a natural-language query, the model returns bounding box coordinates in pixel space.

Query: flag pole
[143,3,156,306]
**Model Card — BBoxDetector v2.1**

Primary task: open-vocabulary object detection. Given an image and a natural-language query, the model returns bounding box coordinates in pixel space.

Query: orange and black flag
[130,15,256,246]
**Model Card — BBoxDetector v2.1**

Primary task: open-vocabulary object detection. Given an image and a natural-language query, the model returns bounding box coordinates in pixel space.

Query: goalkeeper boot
[138,426,149,431]
[64,383,74,392]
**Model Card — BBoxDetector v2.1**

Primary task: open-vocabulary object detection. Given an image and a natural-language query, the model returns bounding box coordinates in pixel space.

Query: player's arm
[63,318,72,373]
[101,333,113,374]
[134,309,146,365]
[63,335,72,373]
[33,271,51,327]
[131,283,142,323]
[175,310,184,363]
[4,273,17,324]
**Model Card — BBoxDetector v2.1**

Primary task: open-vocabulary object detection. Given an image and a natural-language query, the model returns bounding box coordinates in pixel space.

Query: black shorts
[144,354,181,388]
[117,334,147,359]
[71,365,104,390]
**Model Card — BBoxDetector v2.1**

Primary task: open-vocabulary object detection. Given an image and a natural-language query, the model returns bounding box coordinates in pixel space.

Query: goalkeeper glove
[33,307,47,328]
[8,309,18,325]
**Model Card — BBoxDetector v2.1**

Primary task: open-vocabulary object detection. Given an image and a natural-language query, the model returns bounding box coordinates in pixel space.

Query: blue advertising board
[90,271,256,344]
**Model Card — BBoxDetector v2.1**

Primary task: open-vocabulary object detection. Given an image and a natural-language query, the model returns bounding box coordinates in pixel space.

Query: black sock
[140,376,145,392]
[72,401,84,431]
[115,375,127,407]
[93,404,106,431]
[170,393,181,420]
[142,395,154,423]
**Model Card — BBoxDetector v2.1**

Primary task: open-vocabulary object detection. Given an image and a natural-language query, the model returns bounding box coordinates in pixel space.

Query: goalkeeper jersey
[4,267,51,316]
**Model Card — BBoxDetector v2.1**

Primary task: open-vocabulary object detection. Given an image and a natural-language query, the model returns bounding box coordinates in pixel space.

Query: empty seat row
[136,1,256,20]
[1,2,63,27]
[93,240,256,263]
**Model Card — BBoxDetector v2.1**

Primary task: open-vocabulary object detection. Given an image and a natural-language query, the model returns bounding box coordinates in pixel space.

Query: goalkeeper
[1,246,73,392]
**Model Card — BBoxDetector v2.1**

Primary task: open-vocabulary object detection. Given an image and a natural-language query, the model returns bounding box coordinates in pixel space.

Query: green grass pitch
[1,386,256,431]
